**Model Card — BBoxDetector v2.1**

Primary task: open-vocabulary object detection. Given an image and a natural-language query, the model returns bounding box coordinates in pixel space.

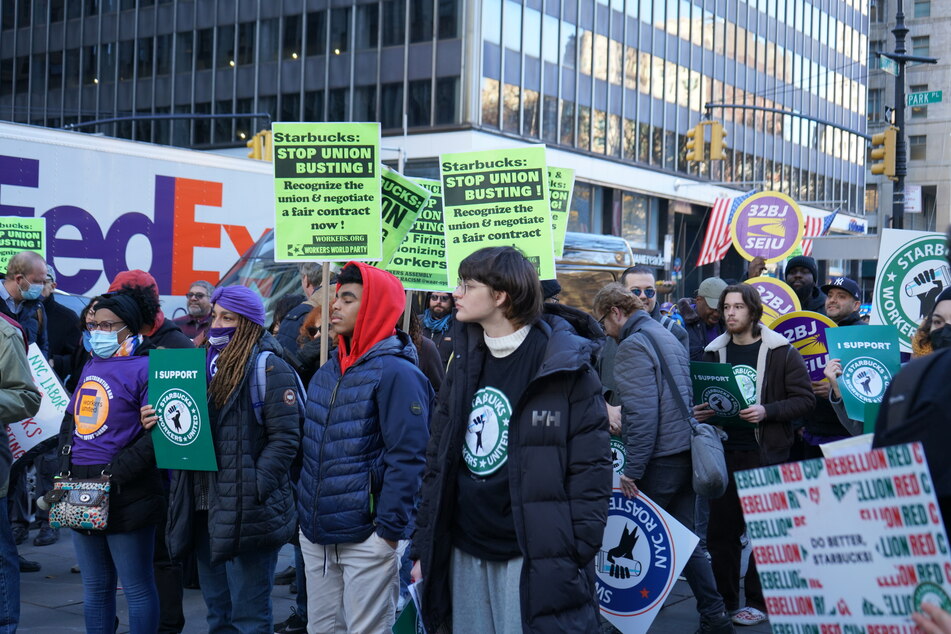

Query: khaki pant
[299,530,403,634]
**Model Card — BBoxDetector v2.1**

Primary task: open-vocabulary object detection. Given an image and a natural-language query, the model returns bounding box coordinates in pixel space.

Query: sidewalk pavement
[16,531,773,633]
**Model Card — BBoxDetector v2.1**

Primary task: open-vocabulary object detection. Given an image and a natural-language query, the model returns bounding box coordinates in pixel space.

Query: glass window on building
[283,15,302,60]
[569,182,597,234]
[176,32,194,71]
[330,9,351,54]
[867,88,883,122]
[865,184,879,213]
[118,40,134,80]
[238,23,256,65]
[438,0,458,38]
[194,102,212,145]
[410,0,434,42]
[217,25,235,69]
[195,28,213,71]
[306,12,326,56]
[910,84,928,118]
[620,192,657,250]
[355,5,379,50]
[435,76,458,125]
[259,19,280,63]
[353,85,376,121]
[381,82,403,129]
[481,78,500,127]
[155,34,171,75]
[382,0,406,46]
[137,37,154,77]
[214,99,234,143]
[914,0,931,17]
[870,0,886,22]
[909,135,927,160]
[408,79,431,126]
[912,36,930,57]
[328,87,349,121]
[304,90,324,121]
[280,92,300,122]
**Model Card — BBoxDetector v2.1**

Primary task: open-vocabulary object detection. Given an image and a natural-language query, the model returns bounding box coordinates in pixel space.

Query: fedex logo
[0,154,268,296]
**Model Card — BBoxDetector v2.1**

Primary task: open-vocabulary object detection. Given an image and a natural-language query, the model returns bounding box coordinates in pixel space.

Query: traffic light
[870,126,897,181]
[685,123,704,162]
[709,121,728,160]
[246,130,273,161]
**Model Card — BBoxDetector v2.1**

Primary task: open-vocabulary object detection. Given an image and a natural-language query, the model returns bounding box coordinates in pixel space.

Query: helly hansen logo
[532,410,562,427]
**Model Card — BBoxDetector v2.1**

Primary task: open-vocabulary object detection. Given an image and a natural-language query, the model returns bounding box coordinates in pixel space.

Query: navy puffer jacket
[297,331,432,545]
[167,332,301,565]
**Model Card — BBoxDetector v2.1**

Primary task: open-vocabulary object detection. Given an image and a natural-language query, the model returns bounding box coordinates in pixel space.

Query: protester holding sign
[144,285,301,634]
[61,286,166,634]
[413,246,610,633]
[0,315,41,631]
[593,284,735,634]
[694,283,814,626]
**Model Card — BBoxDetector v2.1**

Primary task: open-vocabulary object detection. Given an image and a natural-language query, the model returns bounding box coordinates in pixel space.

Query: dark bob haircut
[458,246,543,328]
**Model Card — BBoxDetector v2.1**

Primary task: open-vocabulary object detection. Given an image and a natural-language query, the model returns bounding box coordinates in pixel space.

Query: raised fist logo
[606,525,640,579]
[908,267,948,319]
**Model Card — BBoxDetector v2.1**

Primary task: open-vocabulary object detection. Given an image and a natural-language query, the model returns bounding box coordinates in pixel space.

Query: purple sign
[730,191,804,262]
[770,311,838,382]
[746,276,801,327]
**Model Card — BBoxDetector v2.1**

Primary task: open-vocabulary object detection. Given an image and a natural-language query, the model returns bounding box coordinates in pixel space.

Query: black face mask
[929,326,951,350]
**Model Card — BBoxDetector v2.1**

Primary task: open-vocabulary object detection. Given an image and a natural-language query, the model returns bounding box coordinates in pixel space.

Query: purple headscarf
[211,286,266,327]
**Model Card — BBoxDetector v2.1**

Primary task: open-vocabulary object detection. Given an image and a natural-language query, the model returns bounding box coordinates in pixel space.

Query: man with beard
[173,280,214,344]
[799,277,866,457]
[784,255,826,314]
[695,283,814,627]
[421,291,454,365]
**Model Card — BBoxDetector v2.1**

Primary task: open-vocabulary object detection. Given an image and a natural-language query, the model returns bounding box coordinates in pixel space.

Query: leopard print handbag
[47,476,111,531]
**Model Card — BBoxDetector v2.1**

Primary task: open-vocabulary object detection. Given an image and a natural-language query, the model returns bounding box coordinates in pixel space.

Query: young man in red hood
[297,262,433,632]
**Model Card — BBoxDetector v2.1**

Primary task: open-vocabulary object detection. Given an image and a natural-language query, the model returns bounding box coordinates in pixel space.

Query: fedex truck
[0,122,273,311]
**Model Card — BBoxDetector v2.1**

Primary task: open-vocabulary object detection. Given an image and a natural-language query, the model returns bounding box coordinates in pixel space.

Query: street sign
[907,90,943,106]
[880,56,899,76]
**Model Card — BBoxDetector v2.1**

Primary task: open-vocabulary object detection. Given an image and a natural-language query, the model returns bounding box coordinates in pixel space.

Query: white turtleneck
[484,324,531,358]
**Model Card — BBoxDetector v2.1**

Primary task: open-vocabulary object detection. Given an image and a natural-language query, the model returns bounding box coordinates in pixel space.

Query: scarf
[422,310,452,334]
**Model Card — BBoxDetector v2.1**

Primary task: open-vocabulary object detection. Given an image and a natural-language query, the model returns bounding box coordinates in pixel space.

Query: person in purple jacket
[59,286,165,634]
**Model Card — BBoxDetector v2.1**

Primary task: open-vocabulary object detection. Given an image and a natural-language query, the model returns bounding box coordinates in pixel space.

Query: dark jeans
[637,452,727,620]
[8,447,58,526]
[154,505,185,633]
[0,496,19,634]
[194,513,280,634]
[708,449,765,613]
[72,525,160,634]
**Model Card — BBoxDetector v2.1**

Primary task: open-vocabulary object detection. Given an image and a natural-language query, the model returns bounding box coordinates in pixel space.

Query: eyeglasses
[631,287,656,299]
[186,292,207,300]
[455,280,487,295]
[86,321,126,332]
[430,294,452,302]
[597,314,608,328]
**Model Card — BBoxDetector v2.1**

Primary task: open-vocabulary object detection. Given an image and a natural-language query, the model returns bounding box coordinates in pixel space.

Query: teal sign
[907,91,942,107]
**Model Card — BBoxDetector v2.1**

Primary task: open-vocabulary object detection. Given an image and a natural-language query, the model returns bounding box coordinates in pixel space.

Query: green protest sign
[272,122,381,262]
[0,217,45,273]
[825,325,900,429]
[380,166,431,269]
[548,166,575,259]
[148,349,217,471]
[690,361,755,427]
[440,146,555,279]
[386,178,452,292]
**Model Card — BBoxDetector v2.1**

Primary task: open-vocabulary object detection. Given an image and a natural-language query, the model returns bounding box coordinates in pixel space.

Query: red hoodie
[336,262,406,374]
[107,269,165,336]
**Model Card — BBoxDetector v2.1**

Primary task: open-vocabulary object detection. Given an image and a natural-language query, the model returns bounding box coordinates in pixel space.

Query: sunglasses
[631,288,656,299]
[187,292,207,300]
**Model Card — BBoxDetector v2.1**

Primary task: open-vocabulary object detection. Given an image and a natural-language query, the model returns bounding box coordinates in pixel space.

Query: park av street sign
[907,91,942,107]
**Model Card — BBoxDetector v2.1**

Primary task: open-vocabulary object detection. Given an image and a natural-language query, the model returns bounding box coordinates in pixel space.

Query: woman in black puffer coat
[143,285,301,633]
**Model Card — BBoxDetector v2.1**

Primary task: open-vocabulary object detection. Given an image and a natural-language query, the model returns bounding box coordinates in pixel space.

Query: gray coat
[614,311,692,480]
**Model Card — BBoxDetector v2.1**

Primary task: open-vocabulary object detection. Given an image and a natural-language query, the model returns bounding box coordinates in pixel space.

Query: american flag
[696,190,757,266]
[802,208,838,256]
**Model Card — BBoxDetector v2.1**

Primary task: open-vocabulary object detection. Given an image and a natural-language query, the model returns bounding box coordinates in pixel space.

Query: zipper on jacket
[311,375,343,533]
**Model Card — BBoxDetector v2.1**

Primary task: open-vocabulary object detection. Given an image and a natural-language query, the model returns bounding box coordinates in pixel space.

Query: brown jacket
[702,325,815,465]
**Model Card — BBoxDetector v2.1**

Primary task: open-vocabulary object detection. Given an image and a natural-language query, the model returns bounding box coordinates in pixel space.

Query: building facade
[866,0,950,233]
[1,0,871,290]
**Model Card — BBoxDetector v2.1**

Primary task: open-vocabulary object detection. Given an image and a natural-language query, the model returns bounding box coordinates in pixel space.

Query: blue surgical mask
[90,330,122,358]
[207,327,236,351]
[82,330,93,353]
[19,281,43,302]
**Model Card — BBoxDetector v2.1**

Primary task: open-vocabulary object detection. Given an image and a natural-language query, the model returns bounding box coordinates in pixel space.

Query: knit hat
[95,292,146,335]
[107,269,165,333]
[211,285,266,327]
[541,279,562,300]
[936,287,951,306]
[785,255,818,282]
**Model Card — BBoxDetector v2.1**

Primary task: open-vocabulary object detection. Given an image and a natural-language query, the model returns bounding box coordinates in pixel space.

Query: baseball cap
[697,277,728,311]
[821,277,861,301]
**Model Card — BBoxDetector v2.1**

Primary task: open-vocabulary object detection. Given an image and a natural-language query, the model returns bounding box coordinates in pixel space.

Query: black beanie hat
[786,255,818,281]
[95,292,145,335]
